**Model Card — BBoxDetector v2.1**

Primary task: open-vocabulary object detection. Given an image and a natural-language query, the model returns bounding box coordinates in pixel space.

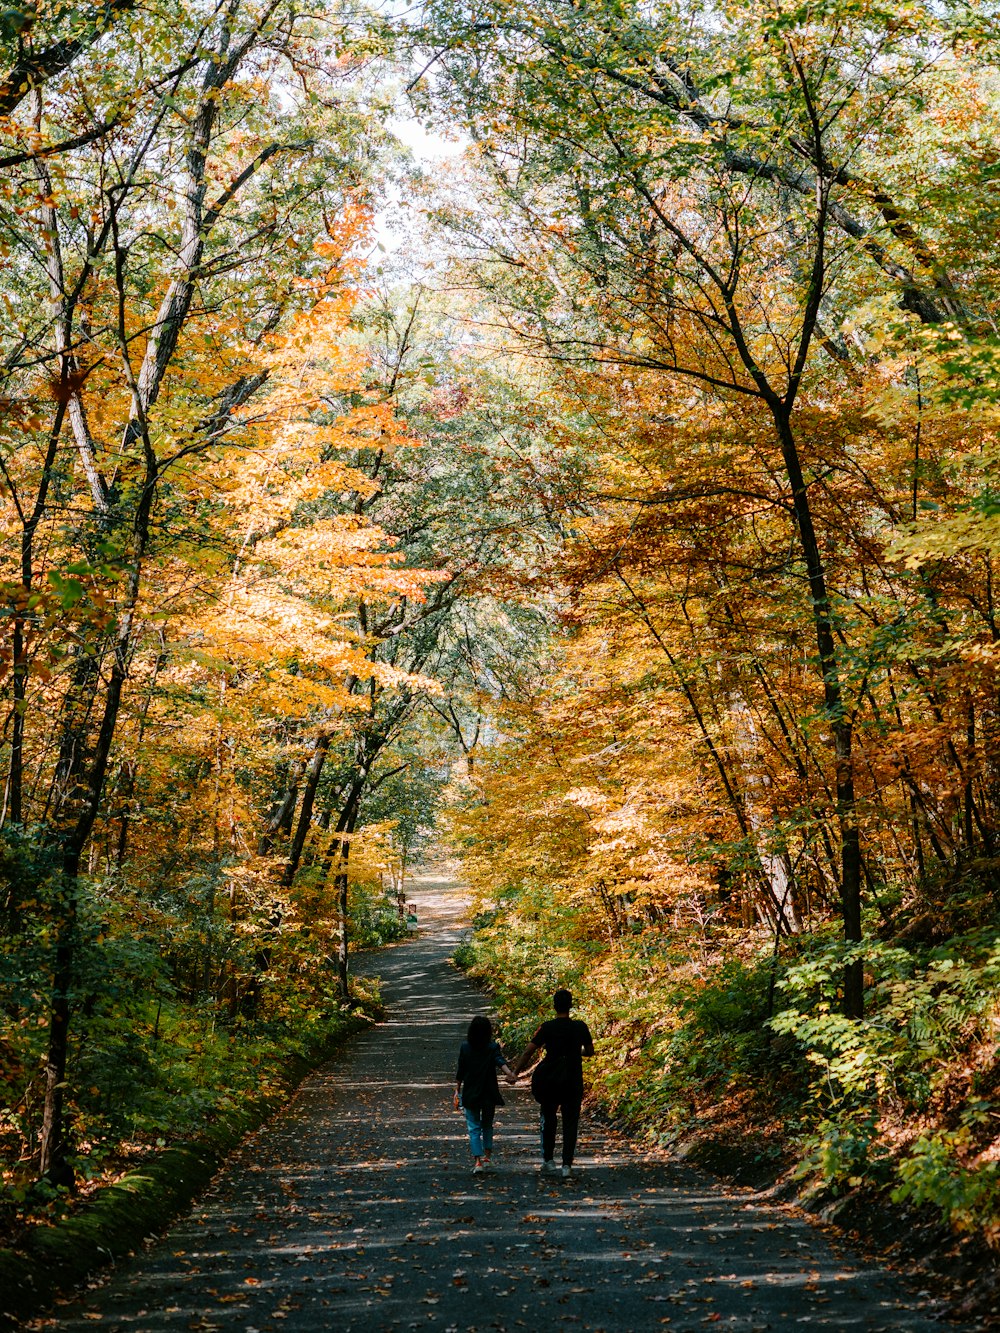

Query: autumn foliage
[0,0,461,1222]
[427,0,1000,1254]
[5,0,1000,1286]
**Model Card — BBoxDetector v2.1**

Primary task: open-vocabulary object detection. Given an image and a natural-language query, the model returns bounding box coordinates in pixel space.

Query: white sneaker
[561,1165,572,1179]
[541,1159,559,1174]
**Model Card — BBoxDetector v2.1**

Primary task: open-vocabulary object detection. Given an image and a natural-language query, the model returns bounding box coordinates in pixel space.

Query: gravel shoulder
[35,873,961,1333]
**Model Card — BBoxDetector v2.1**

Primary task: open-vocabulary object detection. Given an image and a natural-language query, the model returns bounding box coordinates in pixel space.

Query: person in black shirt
[454,1015,514,1173]
[510,988,594,1178]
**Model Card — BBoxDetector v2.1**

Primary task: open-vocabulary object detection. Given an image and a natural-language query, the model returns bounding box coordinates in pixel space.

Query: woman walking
[454,1016,513,1173]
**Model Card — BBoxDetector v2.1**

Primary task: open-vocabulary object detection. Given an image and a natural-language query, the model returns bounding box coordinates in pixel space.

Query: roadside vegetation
[4,0,1000,1315]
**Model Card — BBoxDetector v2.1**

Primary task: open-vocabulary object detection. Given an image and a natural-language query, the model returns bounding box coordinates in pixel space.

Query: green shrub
[348,883,408,948]
[892,1126,1000,1239]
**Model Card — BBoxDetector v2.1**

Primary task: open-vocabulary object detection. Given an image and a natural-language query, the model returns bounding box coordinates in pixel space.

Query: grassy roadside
[0,998,378,1332]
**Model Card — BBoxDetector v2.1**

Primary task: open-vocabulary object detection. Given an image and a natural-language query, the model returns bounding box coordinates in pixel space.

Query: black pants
[540,1096,582,1166]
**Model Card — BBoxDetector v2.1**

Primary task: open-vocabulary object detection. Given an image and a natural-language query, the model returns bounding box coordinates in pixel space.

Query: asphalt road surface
[39,873,959,1332]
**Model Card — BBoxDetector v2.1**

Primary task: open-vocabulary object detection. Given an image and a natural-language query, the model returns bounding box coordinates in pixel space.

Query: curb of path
[0,1010,374,1333]
[0,1142,220,1332]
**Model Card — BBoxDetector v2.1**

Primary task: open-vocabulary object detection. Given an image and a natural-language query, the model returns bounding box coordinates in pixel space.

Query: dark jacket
[530,1016,594,1100]
[456,1039,507,1111]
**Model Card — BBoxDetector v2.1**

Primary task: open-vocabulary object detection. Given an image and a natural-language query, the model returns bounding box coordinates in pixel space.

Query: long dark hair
[467,1015,492,1050]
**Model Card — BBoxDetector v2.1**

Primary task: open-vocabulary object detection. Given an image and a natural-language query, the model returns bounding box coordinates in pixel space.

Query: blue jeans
[463,1105,496,1157]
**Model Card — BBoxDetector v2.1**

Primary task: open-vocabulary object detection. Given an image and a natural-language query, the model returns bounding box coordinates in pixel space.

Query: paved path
[42,874,956,1332]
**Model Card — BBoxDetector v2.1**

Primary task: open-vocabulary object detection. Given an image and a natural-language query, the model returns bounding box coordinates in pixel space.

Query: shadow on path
[41,874,958,1332]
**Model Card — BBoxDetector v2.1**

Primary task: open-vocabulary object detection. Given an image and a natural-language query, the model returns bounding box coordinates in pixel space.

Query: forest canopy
[3,0,1000,1271]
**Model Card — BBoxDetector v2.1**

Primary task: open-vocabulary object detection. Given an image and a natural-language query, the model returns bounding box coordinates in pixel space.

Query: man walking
[510,988,594,1178]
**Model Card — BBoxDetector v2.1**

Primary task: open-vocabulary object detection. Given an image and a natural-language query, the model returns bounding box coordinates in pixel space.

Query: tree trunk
[114,643,166,866]
[281,735,329,886]
[38,446,156,1183]
[34,13,273,1185]
[8,612,26,827]
[37,854,78,1185]
[258,757,305,855]
[396,851,408,917]
[771,406,863,1017]
[336,802,360,1001]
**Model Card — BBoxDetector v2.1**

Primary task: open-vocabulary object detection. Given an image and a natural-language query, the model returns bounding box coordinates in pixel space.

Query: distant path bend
[49,872,958,1332]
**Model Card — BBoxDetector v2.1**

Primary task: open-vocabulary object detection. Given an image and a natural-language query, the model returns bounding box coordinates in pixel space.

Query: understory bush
[772,929,1000,1236]
[0,845,383,1245]
[348,879,409,949]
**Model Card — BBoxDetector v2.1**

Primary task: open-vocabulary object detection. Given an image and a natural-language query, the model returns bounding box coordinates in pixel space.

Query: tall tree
[0,0,391,1182]
[415,0,1000,1014]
